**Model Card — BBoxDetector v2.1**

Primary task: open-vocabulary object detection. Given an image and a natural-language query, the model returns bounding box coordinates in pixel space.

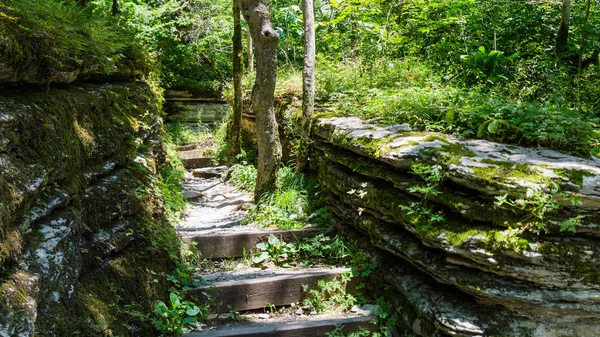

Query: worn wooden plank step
[189,268,350,312]
[178,150,214,169]
[183,315,374,337]
[182,229,332,259]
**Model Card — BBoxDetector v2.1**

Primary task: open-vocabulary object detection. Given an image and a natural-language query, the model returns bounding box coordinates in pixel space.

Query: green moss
[331,131,395,158]
[554,168,595,187]
[313,112,343,120]
[469,159,555,188]
[422,134,450,144]
[418,143,477,166]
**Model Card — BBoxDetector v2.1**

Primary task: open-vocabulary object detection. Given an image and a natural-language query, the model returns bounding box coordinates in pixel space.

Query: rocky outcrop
[313,116,600,336]
[164,89,228,124]
[0,83,176,336]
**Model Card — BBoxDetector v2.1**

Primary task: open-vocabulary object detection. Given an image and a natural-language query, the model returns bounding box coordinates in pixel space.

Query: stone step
[182,315,374,337]
[182,229,332,258]
[192,166,228,178]
[178,149,214,169]
[189,268,350,312]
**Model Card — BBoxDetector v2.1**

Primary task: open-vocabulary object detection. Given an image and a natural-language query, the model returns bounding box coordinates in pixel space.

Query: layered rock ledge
[0,83,175,336]
[313,116,600,336]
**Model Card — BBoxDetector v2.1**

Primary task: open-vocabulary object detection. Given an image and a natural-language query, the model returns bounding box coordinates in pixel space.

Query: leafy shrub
[154,292,204,336]
[318,59,600,156]
[0,0,150,77]
[458,46,520,85]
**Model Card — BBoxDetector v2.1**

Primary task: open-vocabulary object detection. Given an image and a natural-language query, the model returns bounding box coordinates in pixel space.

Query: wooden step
[189,268,350,312]
[178,149,214,169]
[183,315,374,337]
[182,229,331,258]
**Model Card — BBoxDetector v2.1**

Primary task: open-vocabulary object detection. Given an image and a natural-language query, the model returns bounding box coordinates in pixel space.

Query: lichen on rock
[314,116,600,336]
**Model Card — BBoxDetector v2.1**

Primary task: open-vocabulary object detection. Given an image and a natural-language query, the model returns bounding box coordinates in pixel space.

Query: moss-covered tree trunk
[240,0,282,202]
[296,0,316,173]
[231,0,243,156]
[555,0,570,57]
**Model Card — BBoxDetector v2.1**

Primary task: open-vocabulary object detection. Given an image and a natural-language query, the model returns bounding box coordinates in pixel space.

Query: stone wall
[312,116,600,336]
[0,82,176,336]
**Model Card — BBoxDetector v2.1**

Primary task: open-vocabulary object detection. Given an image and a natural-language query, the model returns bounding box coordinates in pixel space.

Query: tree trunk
[248,33,254,72]
[112,0,121,16]
[231,0,244,156]
[239,0,282,202]
[578,0,592,73]
[296,0,316,173]
[555,0,570,56]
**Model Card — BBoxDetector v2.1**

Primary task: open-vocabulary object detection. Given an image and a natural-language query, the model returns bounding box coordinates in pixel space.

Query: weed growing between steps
[241,233,399,336]
[303,273,356,313]
[251,234,352,268]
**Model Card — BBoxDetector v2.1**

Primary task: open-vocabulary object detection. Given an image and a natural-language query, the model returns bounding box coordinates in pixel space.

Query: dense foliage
[0,0,151,78]
[90,0,232,91]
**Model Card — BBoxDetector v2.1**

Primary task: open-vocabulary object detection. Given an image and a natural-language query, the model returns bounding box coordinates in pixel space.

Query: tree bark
[231,0,243,156]
[248,33,254,72]
[555,0,570,56]
[578,0,592,73]
[239,0,282,202]
[112,0,121,17]
[296,0,316,172]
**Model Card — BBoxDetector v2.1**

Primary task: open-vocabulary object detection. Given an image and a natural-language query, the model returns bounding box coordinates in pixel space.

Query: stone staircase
[175,149,376,336]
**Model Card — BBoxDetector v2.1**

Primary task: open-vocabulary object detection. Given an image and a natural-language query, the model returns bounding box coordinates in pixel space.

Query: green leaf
[477,120,490,137]
[183,317,197,324]
[268,234,280,245]
[155,301,168,316]
[186,306,200,316]
[170,292,180,308]
[252,251,270,264]
[488,119,501,134]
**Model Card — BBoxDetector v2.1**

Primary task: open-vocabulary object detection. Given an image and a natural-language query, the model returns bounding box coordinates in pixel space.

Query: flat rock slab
[183,190,204,200]
[315,116,600,211]
[183,315,373,337]
[189,268,350,312]
[193,166,228,178]
[182,229,332,258]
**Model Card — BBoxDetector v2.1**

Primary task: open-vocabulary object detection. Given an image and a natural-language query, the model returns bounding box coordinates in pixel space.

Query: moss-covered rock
[0,83,176,336]
[314,116,600,336]
[314,117,600,215]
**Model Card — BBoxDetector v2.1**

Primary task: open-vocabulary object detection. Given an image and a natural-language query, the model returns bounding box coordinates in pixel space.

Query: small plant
[154,292,203,336]
[302,273,356,314]
[495,188,585,234]
[227,163,257,193]
[400,164,446,231]
[252,234,297,267]
[325,325,373,337]
[407,163,443,204]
